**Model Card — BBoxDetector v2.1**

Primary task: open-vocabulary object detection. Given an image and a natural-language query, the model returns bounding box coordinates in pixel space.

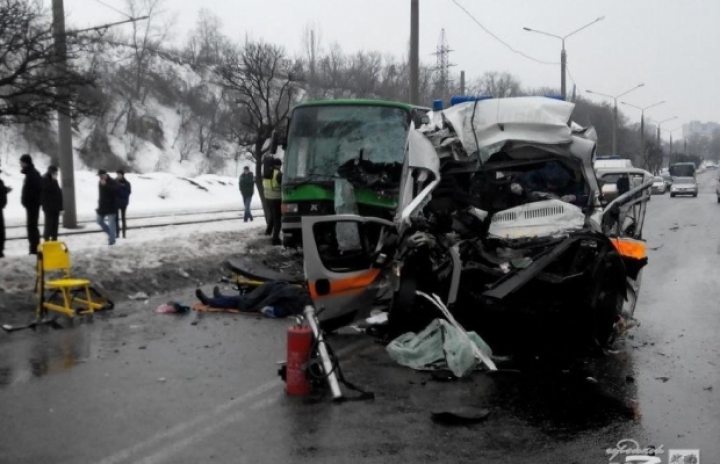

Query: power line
[92,0,132,19]
[449,0,560,66]
[565,63,581,93]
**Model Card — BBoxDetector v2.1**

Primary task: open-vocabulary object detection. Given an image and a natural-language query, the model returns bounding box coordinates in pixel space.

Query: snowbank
[0,170,264,224]
[0,219,273,321]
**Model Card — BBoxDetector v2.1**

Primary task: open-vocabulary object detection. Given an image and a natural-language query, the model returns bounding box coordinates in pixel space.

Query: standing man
[263,158,283,246]
[239,166,254,222]
[20,154,42,254]
[115,170,131,239]
[96,170,117,246]
[0,168,11,258]
[41,165,63,242]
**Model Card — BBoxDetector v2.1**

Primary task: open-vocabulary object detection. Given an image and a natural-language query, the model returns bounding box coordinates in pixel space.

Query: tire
[693,193,698,198]
[588,251,625,348]
[670,193,676,198]
[716,196,720,203]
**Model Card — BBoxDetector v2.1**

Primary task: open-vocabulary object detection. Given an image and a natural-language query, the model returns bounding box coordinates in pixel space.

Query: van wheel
[693,193,697,198]
[670,193,676,198]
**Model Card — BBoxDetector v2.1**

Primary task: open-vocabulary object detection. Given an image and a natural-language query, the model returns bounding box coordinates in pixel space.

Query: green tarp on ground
[386,319,493,377]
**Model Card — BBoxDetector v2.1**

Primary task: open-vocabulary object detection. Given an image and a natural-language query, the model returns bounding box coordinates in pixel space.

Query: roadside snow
[0,170,264,224]
[0,218,271,315]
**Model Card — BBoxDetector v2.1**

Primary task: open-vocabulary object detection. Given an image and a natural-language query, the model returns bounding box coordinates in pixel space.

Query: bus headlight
[282,203,298,214]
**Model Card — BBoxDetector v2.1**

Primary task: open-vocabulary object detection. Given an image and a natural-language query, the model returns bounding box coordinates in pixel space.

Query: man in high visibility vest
[263,158,283,246]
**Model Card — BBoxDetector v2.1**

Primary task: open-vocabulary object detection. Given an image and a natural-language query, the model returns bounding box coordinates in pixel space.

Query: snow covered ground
[0,169,264,225]
[0,218,275,321]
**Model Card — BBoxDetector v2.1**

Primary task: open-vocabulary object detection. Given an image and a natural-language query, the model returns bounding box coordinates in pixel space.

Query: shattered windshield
[284,105,410,182]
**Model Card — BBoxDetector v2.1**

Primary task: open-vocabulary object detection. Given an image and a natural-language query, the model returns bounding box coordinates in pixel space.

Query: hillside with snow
[0,42,253,181]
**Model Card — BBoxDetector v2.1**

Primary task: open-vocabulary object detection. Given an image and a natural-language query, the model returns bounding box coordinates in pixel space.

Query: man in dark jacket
[239,166,254,222]
[41,165,63,241]
[20,154,42,254]
[0,168,12,258]
[195,281,311,318]
[96,170,117,245]
[115,170,131,239]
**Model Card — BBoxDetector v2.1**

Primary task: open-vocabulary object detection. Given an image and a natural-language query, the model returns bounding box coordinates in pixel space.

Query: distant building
[683,120,720,139]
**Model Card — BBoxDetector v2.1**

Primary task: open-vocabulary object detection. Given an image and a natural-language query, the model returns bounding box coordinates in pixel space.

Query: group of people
[239,157,283,246]
[0,154,132,258]
[96,169,132,246]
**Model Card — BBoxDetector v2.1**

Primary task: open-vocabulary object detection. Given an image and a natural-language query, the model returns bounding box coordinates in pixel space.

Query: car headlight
[281,203,298,214]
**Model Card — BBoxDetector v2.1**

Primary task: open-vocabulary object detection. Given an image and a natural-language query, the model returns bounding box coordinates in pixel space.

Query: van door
[301,214,396,329]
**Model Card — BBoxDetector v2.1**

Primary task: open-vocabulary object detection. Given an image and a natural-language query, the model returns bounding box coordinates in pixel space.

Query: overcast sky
[65,0,720,139]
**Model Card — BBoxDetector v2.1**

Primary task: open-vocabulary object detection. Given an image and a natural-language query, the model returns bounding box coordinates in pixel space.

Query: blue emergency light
[432,100,444,111]
[543,94,565,101]
[448,95,493,107]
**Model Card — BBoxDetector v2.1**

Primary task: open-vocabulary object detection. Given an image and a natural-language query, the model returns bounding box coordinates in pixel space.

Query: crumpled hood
[440,97,576,161]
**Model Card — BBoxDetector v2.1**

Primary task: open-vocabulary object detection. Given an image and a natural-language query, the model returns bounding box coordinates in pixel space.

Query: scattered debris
[177,269,191,278]
[655,376,670,383]
[157,302,191,314]
[128,292,149,300]
[431,407,490,425]
[158,377,166,382]
[703,386,713,391]
[138,345,147,350]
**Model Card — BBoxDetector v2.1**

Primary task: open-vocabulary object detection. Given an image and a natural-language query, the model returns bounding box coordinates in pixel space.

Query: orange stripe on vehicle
[310,268,381,298]
[611,238,647,260]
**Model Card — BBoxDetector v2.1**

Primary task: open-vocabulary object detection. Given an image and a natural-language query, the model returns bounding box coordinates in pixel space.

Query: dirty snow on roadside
[0,219,264,296]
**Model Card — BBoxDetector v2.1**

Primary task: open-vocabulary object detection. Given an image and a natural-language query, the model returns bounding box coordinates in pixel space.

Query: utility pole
[52,0,77,229]
[460,70,465,95]
[560,43,566,101]
[51,1,146,229]
[640,112,645,162]
[410,0,419,105]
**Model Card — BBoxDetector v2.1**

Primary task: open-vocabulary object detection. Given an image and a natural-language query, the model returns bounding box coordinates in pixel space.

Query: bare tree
[0,0,97,125]
[470,71,522,98]
[216,40,303,207]
[302,22,322,99]
[185,8,225,67]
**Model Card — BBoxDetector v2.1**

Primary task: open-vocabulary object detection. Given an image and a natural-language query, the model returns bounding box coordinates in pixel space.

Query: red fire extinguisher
[285,324,313,396]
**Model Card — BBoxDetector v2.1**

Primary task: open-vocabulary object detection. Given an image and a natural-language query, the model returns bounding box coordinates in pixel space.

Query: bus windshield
[284,105,410,182]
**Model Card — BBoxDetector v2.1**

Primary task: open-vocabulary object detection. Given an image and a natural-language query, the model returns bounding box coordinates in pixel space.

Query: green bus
[277,99,430,247]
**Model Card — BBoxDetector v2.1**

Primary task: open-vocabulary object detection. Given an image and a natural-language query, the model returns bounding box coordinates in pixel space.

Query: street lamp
[621,100,665,165]
[523,16,604,101]
[655,116,678,146]
[663,125,683,155]
[586,83,645,156]
[663,126,682,157]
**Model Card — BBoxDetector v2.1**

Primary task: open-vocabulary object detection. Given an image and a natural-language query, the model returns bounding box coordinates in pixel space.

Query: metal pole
[460,70,465,95]
[612,98,618,155]
[303,305,342,400]
[670,134,673,155]
[560,42,566,100]
[684,139,687,154]
[52,0,78,229]
[640,112,645,168]
[409,0,420,105]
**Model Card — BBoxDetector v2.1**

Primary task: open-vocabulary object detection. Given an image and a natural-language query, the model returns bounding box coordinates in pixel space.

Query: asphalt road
[1,172,718,464]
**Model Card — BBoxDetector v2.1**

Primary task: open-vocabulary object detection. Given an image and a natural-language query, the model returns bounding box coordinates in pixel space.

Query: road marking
[95,338,373,464]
